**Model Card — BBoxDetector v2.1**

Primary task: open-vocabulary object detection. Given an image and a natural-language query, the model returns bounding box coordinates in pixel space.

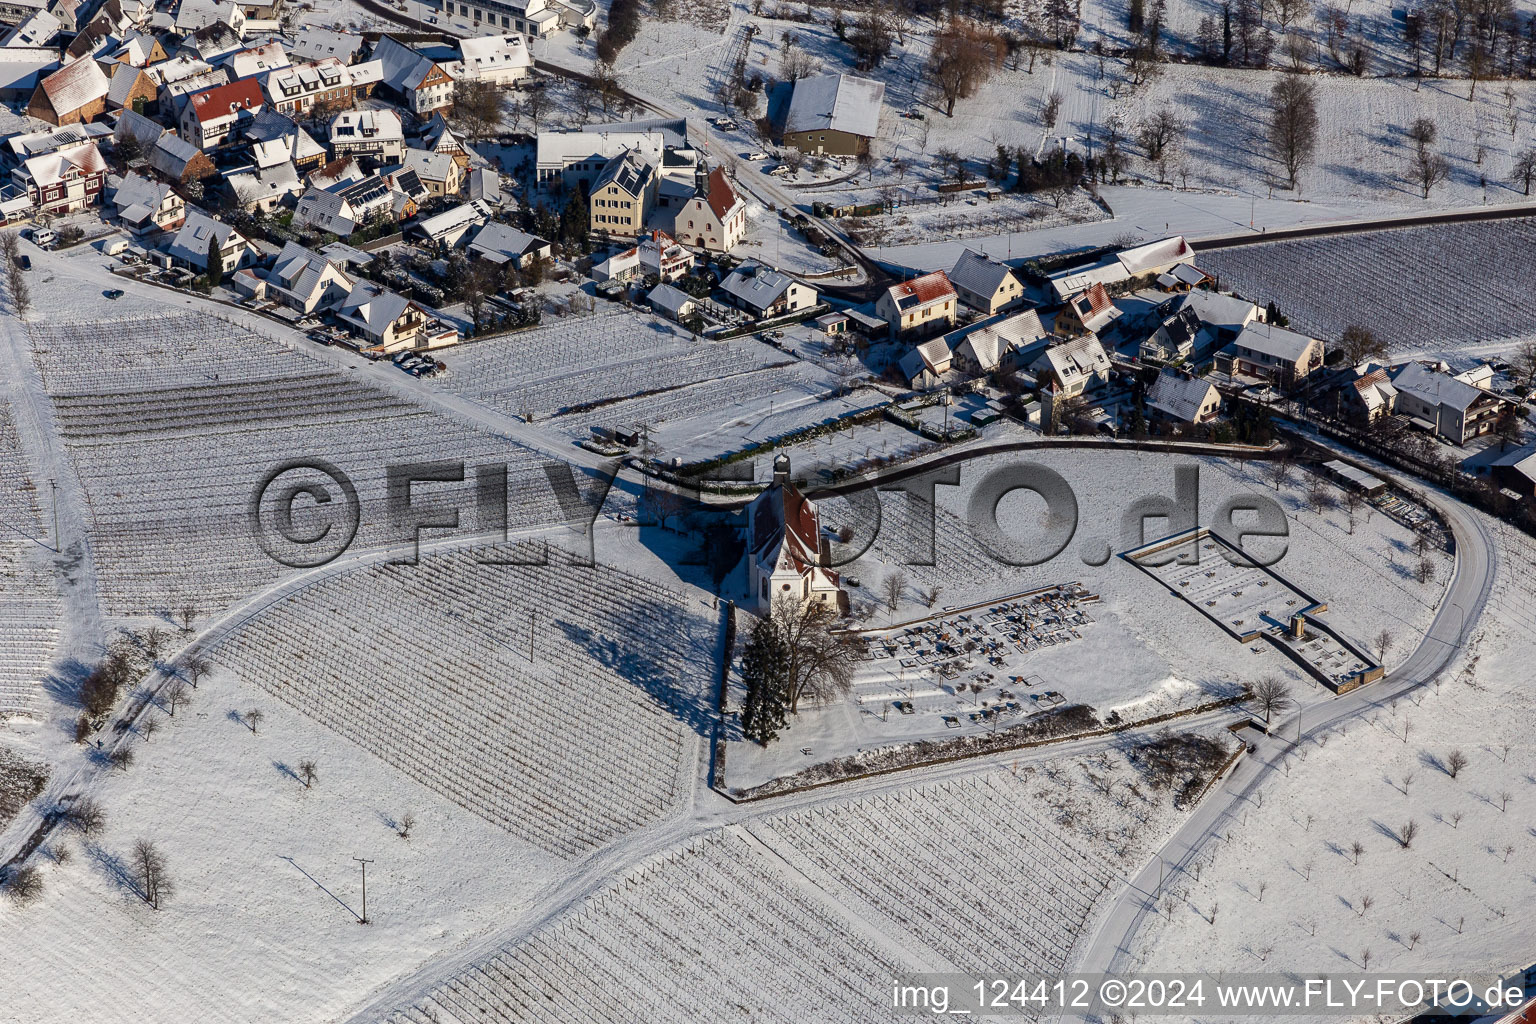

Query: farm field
[0,402,62,719]
[1201,220,1536,356]
[211,548,717,857]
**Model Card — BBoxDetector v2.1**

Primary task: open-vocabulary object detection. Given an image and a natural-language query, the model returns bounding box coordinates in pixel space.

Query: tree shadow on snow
[555,613,718,737]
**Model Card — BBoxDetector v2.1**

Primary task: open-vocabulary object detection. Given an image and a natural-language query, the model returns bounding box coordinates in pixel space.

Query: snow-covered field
[0,402,62,719]
[1126,517,1536,1005]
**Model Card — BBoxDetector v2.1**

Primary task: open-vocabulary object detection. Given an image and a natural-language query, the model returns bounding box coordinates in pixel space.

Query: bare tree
[771,594,858,714]
[1407,117,1450,198]
[1339,325,1387,365]
[1408,930,1421,950]
[1268,74,1318,189]
[139,717,159,743]
[1251,677,1294,728]
[1137,107,1183,161]
[1360,947,1373,969]
[1358,894,1374,916]
[1307,478,1333,514]
[1445,748,1468,778]
[1510,150,1536,196]
[881,571,908,617]
[1450,809,1464,828]
[143,627,168,662]
[1398,819,1419,847]
[108,746,135,772]
[164,679,191,717]
[59,797,106,835]
[1350,839,1365,863]
[1497,790,1512,811]
[133,838,170,909]
[183,656,210,689]
[928,19,1005,116]
[1041,89,1064,130]
[1268,459,1293,492]
[398,812,416,840]
[1416,557,1436,584]
[178,604,197,633]
[1373,629,1394,663]
[298,759,319,788]
[1,864,43,906]
[245,708,264,734]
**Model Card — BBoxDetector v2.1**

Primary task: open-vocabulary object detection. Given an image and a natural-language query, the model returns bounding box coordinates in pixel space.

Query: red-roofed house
[672,167,746,252]
[179,77,264,149]
[875,269,958,340]
[11,139,106,215]
[26,57,110,126]
[1054,282,1122,337]
[745,455,845,614]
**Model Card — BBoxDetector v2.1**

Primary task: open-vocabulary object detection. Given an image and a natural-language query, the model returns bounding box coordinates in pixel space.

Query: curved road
[1071,486,1496,989]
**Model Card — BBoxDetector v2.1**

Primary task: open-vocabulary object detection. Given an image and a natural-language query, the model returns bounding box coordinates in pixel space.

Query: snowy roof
[8,121,107,159]
[450,33,529,77]
[17,140,104,187]
[185,75,263,124]
[37,55,110,114]
[898,338,952,383]
[592,149,653,198]
[290,27,364,64]
[1390,361,1490,414]
[106,63,148,106]
[646,282,694,317]
[1065,282,1121,334]
[371,35,443,93]
[783,73,884,137]
[885,269,955,312]
[268,239,350,297]
[1147,370,1219,422]
[110,171,173,211]
[1176,289,1258,333]
[166,210,248,265]
[1115,235,1192,275]
[947,248,1015,301]
[1231,321,1319,364]
[224,40,288,77]
[1488,444,1536,480]
[3,11,60,46]
[1350,368,1397,414]
[467,221,546,262]
[582,116,696,150]
[413,200,490,240]
[0,48,57,92]
[950,308,1048,371]
[399,146,457,183]
[336,280,419,334]
[536,128,665,174]
[1033,335,1111,386]
[149,132,205,176]
[115,107,167,147]
[330,107,403,144]
[228,159,300,201]
[720,260,802,312]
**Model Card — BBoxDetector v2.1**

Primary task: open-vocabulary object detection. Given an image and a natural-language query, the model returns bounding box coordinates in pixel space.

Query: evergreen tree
[206,232,223,287]
[740,615,789,745]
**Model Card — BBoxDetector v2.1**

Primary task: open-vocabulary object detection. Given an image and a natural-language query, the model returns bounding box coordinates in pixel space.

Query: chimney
[773,453,790,485]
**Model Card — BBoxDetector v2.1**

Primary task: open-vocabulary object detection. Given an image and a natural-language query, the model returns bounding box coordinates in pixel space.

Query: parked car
[31,227,56,247]
[16,255,30,270]
[103,289,124,299]
[742,151,768,161]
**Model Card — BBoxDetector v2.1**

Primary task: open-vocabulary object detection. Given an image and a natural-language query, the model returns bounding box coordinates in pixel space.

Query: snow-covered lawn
[1126,517,1536,1008]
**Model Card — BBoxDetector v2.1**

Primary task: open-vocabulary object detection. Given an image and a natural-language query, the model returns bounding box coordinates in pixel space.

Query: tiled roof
[186,75,263,123]
[887,269,955,310]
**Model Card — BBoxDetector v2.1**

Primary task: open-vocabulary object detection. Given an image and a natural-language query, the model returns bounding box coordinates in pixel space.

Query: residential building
[445,33,530,84]
[1389,361,1512,446]
[109,171,185,235]
[875,270,957,340]
[646,282,697,323]
[466,221,551,269]
[949,308,1050,375]
[174,0,245,36]
[2,10,59,46]
[534,127,668,189]
[5,122,110,166]
[591,229,693,284]
[1054,282,1121,338]
[230,239,353,312]
[27,56,110,125]
[1140,289,1261,362]
[334,280,458,351]
[165,210,255,273]
[1155,262,1213,292]
[179,20,246,62]
[898,338,953,389]
[180,76,264,149]
[148,131,216,181]
[328,108,403,162]
[0,49,59,105]
[1046,234,1196,302]
[245,109,327,171]
[11,139,105,215]
[1146,369,1222,427]
[105,62,158,112]
[1216,321,1324,388]
[425,0,596,37]
[294,174,402,236]
[225,159,300,211]
[948,248,1024,314]
[371,35,453,116]
[745,454,845,614]
[671,166,746,252]
[224,39,288,78]
[770,72,884,156]
[588,150,656,237]
[1338,366,1397,425]
[264,57,355,117]
[1139,306,1202,363]
[719,260,816,319]
[410,199,491,246]
[291,27,365,65]
[421,114,465,164]
[1031,335,1112,398]
[397,146,462,197]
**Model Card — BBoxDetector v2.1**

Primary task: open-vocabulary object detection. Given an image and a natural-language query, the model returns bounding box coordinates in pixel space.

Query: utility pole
[353,857,373,924]
[529,609,536,663]
[49,479,57,551]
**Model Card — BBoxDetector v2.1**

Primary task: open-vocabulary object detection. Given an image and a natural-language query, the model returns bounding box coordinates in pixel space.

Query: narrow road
[1070,484,1495,990]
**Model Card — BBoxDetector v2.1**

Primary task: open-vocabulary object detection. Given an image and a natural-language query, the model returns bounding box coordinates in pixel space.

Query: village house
[173,0,246,36]
[1139,306,1202,364]
[949,308,1050,376]
[1389,362,1513,446]
[770,72,884,156]
[646,282,697,323]
[948,248,1024,315]
[11,138,105,215]
[1146,368,1222,428]
[420,115,466,165]
[396,146,462,197]
[670,167,746,253]
[719,260,816,320]
[898,337,953,389]
[3,9,61,47]
[231,240,354,312]
[371,35,453,116]
[592,229,694,284]
[443,33,530,84]
[425,0,596,37]
[466,221,552,270]
[108,171,185,236]
[1337,366,1398,425]
[1140,290,1261,362]
[1046,234,1196,302]
[0,49,59,106]
[5,122,109,167]
[294,174,403,236]
[225,40,288,78]
[264,58,355,117]
[1216,321,1324,388]
[334,279,458,352]
[875,270,958,341]
[148,132,217,181]
[180,76,263,149]
[1054,282,1121,338]
[225,159,300,211]
[165,209,256,274]
[410,199,491,247]
[745,455,846,614]
[588,150,657,238]
[290,27,365,65]
[27,56,111,125]
[328,108,403,162]
[1031,334,1112,398]
[245,108,327,171]
[105,62,158,112]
